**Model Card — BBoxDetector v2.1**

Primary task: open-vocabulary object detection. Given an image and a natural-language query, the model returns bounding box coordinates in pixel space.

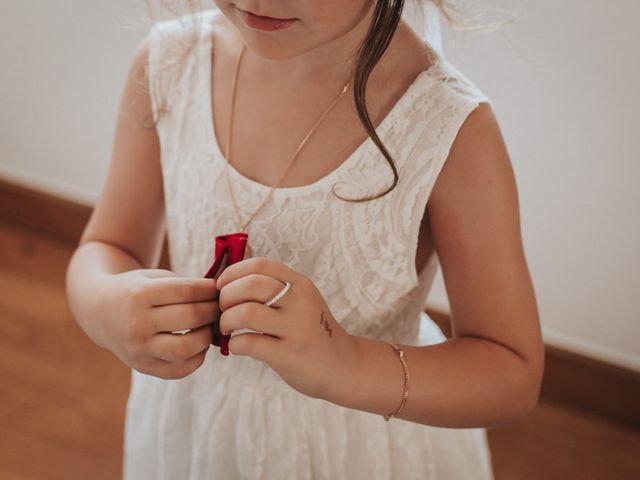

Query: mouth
[235,6,297,31]
[236,6,296,21]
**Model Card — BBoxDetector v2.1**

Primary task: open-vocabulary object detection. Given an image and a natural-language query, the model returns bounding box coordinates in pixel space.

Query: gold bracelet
[381,340,410,421]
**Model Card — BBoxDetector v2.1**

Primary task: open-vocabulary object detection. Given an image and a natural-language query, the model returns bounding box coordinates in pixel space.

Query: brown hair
[143,1,508,202]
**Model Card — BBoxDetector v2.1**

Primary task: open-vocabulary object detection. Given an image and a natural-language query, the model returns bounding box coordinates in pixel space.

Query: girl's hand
[97,269,219,380]
[216,257,360,400]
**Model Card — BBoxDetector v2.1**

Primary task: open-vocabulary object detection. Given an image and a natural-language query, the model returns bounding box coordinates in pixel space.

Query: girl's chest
[209,33,428,192]
[212,84,368,190]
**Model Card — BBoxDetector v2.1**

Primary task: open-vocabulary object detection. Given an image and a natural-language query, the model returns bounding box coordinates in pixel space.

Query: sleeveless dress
[124,8,495,480]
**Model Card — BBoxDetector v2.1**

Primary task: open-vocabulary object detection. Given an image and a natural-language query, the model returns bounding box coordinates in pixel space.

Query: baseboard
[0,176,89,243]
[0,176,173,268]
[1,175,638,430]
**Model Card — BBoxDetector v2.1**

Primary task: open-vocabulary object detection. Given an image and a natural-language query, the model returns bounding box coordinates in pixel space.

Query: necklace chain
[222,44,351,243]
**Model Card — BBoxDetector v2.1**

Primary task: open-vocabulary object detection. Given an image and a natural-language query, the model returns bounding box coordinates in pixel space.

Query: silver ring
[264,281,291,307]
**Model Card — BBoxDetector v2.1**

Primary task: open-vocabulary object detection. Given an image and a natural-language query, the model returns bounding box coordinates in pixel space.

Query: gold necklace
[221,43,351,259]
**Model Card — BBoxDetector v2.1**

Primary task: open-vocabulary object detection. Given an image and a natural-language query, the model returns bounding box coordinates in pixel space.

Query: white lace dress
[123,8,495,480]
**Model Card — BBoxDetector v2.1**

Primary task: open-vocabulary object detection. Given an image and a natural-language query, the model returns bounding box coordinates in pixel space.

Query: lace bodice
[148,8,491,345]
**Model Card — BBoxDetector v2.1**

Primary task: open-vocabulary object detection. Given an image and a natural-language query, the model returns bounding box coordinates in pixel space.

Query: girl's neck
[241,8,373,88]
[222,8,427,94]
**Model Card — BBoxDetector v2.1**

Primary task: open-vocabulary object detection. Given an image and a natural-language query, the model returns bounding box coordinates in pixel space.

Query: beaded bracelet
[381,340,410,421]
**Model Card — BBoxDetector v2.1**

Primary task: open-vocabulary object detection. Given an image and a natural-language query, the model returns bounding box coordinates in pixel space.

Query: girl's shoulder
[392,19,489,109]
[148,8,217,37]
[146,9,222,90]
[147,8,245,98]
[147,8,220,66]
[423,57,492,108]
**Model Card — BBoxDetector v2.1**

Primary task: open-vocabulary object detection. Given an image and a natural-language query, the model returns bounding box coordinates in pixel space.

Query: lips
[237,6,296,31]
[238,7,295,21]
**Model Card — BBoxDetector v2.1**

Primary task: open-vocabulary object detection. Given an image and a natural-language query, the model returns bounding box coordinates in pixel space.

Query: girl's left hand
[216,256,360,400]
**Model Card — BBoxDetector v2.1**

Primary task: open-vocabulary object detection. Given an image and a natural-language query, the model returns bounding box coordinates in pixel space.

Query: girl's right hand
[98,268,219,380]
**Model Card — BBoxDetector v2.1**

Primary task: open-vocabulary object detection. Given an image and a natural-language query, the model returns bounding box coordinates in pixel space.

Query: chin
[222,4,306,60]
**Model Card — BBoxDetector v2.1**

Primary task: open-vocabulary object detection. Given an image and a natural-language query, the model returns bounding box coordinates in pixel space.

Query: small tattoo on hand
[319,311,333,338]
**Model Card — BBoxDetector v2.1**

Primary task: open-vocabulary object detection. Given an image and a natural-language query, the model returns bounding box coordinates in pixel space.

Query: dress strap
[392,69,491,288]
[147,10,212,126]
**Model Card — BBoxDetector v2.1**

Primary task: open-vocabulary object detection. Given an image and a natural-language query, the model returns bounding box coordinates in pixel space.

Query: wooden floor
[1,221,638,480]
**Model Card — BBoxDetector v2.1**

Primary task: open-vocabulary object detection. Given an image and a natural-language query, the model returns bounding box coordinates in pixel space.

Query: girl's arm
[66,34,165,342]
[326,103,545,429]
[66,35,219,380]
[77,34,166,269]
[66,33,162,339]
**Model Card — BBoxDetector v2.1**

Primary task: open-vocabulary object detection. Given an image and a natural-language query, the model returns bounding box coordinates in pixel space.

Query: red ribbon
[203,232,248,356]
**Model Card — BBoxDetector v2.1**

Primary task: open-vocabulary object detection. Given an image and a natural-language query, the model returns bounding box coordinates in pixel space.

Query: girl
[66,0,545,478]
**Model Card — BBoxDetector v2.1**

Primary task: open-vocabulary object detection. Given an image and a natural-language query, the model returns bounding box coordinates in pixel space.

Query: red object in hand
[203,232,248,356]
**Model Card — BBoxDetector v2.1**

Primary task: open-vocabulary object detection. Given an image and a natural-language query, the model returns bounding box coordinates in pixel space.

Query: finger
[228,331,281,363]
[149,299,219,333]
[218,273,291,311]
[148,324,213,363]
[138,349,208,380]
[216,257,300,291]
[219,301,285,338]
[146,276,219,307]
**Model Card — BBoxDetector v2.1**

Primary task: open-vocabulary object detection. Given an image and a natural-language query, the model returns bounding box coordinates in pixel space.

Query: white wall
[1,1,638,370]
[0,0,147,204]
[430,0,640,370]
